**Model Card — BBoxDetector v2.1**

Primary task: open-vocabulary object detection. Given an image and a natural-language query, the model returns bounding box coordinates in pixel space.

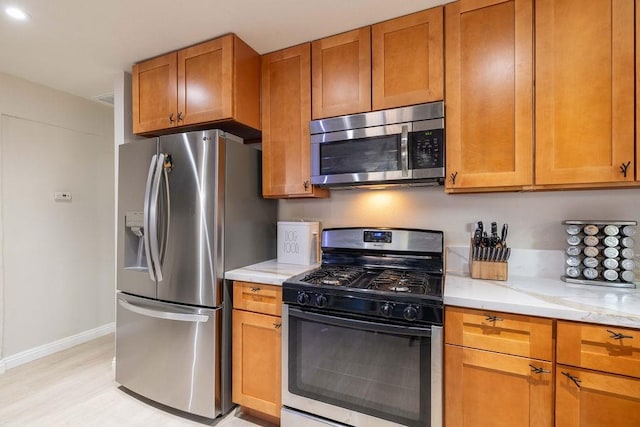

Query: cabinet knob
[450,172,458,185]
[561,371,582,388]
[169,113,175,124]
[303,180,310,191]
[250,287,261,293]
[529,364,551,375]
[177,112,184,122]
[620,161,631,178]
[273,323,282,329]
[606,329,633,340]
[484,315,503,322]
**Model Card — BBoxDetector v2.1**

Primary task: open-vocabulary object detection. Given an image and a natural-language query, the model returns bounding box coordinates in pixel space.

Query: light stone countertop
[225,259,319,286]
[445,246,640,329]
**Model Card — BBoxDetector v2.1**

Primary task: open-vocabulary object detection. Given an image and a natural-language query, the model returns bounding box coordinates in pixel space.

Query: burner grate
[301,265,366,286]
[367,270,433,294]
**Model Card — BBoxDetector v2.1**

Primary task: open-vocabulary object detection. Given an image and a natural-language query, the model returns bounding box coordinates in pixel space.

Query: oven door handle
[288,307,434,337]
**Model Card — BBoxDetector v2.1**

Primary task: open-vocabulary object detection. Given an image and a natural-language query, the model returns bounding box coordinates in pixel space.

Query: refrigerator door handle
[118,299,210,323]
[149,153,165,282]
[143,154,158,282]
[159,165,171,266]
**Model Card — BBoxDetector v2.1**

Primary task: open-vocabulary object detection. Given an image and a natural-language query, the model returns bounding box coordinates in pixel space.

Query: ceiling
[0,0,450,104]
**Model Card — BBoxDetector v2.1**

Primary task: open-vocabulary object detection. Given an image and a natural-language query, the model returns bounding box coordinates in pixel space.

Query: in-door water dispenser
[123,211,148,271]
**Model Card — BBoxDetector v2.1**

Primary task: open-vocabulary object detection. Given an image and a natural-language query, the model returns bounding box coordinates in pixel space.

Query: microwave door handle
[143,154,158,282]
[401,125,409,177]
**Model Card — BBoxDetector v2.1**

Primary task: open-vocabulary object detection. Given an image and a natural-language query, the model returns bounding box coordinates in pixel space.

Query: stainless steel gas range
[281,228,444,427]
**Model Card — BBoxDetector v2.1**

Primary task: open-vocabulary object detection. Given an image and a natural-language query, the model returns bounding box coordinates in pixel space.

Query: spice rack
[561,220,637,288]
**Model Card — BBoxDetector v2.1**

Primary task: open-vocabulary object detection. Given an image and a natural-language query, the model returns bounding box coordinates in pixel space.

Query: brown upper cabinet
[311,27,372,119]
[311,8,444,120]
[445,0,533,193]
[372,8,444,111]
[535,0,635,188]
[261,43,329,199]
[132,34,261,139]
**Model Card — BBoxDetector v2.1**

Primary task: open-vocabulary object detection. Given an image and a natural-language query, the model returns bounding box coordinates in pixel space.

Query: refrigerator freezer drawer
[115,293,221,419]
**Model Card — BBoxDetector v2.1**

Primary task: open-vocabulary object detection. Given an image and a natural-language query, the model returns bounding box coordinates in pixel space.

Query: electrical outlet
[54,192,72,201]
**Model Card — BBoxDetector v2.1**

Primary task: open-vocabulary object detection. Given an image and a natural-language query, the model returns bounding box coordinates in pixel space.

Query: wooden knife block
[469,241,508,281]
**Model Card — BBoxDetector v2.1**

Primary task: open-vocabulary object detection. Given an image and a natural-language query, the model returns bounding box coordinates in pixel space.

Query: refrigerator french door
[116,130,276,419]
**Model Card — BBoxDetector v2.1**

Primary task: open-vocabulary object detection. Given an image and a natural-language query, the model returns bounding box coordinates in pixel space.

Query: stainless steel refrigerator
[115,129,276,419]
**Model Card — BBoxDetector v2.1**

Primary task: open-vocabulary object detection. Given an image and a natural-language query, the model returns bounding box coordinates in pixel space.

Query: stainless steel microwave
[310,101,445,188]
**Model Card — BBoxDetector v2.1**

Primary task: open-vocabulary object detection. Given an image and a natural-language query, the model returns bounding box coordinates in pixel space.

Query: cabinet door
[177,35,233,126]
[535,0,634,186]
[311,27,371,119]
[261,44,328,198]
[372,7,443,110]
[132,52,178,134]
[232,309,281,418]
[445,0,533,192]
[445,345,553,427]
[556,365,640,426]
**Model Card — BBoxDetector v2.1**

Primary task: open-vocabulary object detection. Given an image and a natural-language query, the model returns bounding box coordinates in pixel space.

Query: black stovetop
[297,264,443,300]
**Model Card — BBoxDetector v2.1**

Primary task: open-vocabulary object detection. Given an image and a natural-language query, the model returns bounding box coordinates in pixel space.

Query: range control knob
[403,305,419,321]
[315,294,328,308]
[380,303,394,317]
[296,292,310,305]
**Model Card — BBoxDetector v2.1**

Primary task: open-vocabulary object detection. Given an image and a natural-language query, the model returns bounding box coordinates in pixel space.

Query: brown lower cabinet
[445,307,640,426]
[445,345,553,426]
[556,365,640,427]
[232,282,282,421]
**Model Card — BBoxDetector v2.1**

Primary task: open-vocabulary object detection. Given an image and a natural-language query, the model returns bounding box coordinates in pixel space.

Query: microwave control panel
[412,129,444,169]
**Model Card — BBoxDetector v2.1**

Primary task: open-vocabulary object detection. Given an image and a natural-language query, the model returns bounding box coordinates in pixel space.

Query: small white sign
[277,221,320,265]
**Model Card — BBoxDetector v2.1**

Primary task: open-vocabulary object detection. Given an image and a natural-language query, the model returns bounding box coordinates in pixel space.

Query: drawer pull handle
[251,287,261,293]
[607,329,633,340]
[561,371,582,388]
[273,323,282,329]
[485,315,503,322]
[529,364,551,375]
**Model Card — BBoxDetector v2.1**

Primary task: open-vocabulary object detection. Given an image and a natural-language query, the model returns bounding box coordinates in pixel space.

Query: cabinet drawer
[233,282,282,316]
[557,320,640,379]
[445,306,554,361]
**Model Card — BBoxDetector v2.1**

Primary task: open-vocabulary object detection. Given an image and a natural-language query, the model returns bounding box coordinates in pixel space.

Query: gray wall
[0,72,114,359]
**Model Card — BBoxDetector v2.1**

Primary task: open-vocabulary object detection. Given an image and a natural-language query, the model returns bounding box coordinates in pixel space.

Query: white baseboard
[0,322,115,372]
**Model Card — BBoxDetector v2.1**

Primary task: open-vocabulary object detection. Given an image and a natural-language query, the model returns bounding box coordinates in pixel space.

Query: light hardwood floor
[0,334,275,427]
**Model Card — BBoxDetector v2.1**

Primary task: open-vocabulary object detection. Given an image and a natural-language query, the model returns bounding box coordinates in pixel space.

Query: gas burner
[322,278,346,286]
[389,286,410,292]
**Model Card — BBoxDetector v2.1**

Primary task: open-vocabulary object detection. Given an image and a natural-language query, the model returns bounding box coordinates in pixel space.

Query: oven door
[282,306,442,427]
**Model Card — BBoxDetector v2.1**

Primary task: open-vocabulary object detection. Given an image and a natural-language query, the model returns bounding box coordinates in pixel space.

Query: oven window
[319,135,400,175]
[288,311,430,427]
